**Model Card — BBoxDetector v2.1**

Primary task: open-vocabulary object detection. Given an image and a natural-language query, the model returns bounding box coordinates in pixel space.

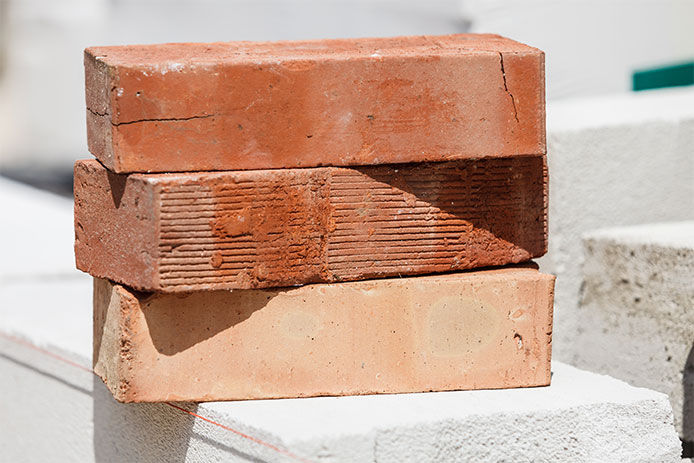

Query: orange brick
[93,265,555,402]
[74,157,547,292]
[85,34,545,173]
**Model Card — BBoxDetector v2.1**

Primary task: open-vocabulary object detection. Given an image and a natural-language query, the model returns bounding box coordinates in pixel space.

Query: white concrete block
[1,331,682,463]
[0,277,92,354]
[194,362,682,462]
[573,221,694,442]
[0,182,683,461]
[0,177,78,280]
[540,87,694,359]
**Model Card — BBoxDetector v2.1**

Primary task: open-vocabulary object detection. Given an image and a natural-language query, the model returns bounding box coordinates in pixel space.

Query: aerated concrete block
[1,329,682,463]
[540,87,694,360]
[573,221,694,441]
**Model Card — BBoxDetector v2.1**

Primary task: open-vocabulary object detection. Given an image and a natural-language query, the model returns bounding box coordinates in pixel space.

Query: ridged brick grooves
[75,155,547,292]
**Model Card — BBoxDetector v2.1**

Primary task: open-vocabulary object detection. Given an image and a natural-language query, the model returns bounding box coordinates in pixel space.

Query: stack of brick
[74,34,554,403]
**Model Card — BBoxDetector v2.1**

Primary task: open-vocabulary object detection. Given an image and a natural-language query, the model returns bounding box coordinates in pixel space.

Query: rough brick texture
[85,34,545,173]
[93,265,555,402]
[74,156,547,292]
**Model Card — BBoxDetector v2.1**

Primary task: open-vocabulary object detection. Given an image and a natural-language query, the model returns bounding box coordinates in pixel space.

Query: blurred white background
[0,0,693,185]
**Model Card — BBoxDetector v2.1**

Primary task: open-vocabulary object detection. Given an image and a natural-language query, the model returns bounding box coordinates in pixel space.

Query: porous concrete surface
[539,87,694,360]
[573,221,694,441]
[203,362,683,462]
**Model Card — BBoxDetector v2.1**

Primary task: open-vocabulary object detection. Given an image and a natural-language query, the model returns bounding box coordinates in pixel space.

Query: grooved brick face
[84,34,545,173]
[74,156,548,292]
[92,266,555,403]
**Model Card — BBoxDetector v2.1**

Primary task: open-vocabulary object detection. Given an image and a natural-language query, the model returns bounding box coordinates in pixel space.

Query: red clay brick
[74,157,547,292]
[93,265,555,402]
[85,34,545,173]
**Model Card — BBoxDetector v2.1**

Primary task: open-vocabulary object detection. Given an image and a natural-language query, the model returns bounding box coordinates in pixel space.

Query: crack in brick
[114,114,216,126]
[87,107,109,118]
[88,107,216,126]
[499,52,519,123]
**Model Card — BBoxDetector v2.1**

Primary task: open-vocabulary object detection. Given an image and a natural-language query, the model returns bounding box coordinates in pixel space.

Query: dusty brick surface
[85,34,545,173]
[93,265,555,402]
[74,157,547,292]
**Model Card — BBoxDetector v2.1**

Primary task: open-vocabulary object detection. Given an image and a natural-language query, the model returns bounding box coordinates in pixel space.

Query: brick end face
[84,50,116,170]
[535,274,556,384]
[93,278,136,403]
[93,266,555,402]
[540,155,549,256]
[499,51,547,155]
[86,110,115,171]
[74,160,159,291]
[84,49,112,116]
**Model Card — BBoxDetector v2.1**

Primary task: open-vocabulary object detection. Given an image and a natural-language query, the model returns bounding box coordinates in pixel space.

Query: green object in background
[632,61,694,91]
